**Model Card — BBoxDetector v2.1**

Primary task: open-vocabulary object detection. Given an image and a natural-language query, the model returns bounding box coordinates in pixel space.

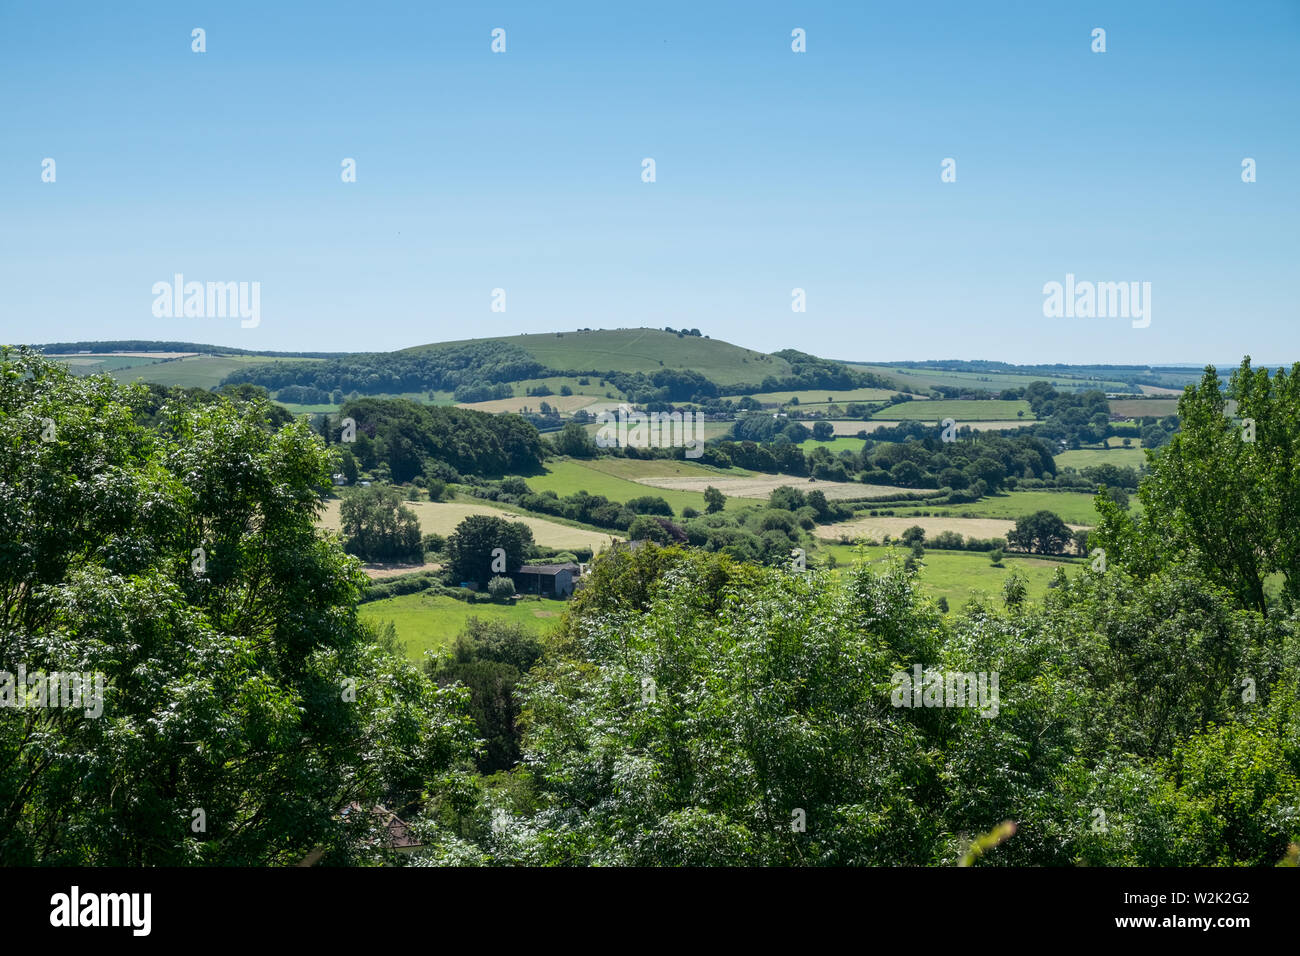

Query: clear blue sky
[1,0,1296,365]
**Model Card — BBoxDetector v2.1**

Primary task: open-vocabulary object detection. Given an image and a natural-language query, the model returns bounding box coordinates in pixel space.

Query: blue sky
[1,0,1296,365]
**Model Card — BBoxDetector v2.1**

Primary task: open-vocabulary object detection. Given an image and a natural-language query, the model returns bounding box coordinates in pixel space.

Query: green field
[118,354,321,389]
[894,490,1105,525]
[799,436,868,454]
[1108,398,1180,419]
[871,399,1032,421]
[746,387,901,405]
[359,592,563,661]
[848,364,1130,394]
[819,543,1072,611]
[413,328,791,387]
[518,458,713,513]
[1055,447,1150,471]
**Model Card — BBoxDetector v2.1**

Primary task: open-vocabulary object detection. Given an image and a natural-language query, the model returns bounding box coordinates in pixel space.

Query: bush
[488,576,517,601]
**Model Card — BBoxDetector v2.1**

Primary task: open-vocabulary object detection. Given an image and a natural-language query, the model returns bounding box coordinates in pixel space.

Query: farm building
[515,562,580,597]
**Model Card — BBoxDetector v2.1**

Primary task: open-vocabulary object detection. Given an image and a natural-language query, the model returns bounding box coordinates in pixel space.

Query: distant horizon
[19,329,1289,374]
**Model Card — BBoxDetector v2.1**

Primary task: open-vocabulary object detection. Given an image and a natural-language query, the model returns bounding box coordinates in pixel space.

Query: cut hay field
[896,490,1106,525]
[581,456,754,479]
[581,420,735,442]
[818,514,1090,543]
[1138,384,1184,396]
[635,474,906,501]
[745,387,906,405]
[819,544,1072,610]
[871,399,1032,421]
[1108,398,1180,418]
[460,393,608,414]
[820,419,1029,436]
[848,364,1130,393]
[359,593,563,661]
[319,497,618,551]
[1055,447,1149,470]
[109,353,321,389]
[516,459,712,513]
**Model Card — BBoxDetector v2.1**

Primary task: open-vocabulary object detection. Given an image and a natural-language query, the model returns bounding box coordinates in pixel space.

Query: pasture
[360,592,562,661]
[1055,447,1149,470]
[899,490,1105,525]
[870,399,1033,421]
[818,544,1073,610]
[1108,398,1180,418]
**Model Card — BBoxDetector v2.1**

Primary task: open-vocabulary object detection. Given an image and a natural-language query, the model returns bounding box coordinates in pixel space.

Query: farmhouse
[515,562,580,597]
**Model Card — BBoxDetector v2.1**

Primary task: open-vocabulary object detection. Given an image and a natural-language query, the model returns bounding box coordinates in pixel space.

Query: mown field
[319,496,619,551]
[848,364,1131,393]
[820,419,1030,436]
[429,328,793,386]
[818,543,1072,611]
[1055,446,1150,470]
[112,353,321,389]
[798,436,868,454]
[1108,398,1180,418]
[890,490,1107,525]
[870,399,1033,421]
[515,459,714,513]
[748,387,908,405]
[360,593,563,661]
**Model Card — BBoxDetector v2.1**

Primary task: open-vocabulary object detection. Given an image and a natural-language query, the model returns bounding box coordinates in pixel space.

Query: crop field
[819,419,1030,436]
[460,393,609,414]
[581,456,754,480]
[635,474,906,501]
[818,512,1089,544]
[847,364,1131,393]
[515,459,713,513]
[871,399,1033,421]
[898,490,1106,525]
[1055,447,1150,470]
[1108,398,1180,418]
[1138,384,1185,396]
[798,436,868,454]
[818,544,1073,610]
[581,420,735,442]
[467,328,793,386]
[744,387,906,405]
[359,593,563,661]
[102,353,323,390]
[319,496,619,551]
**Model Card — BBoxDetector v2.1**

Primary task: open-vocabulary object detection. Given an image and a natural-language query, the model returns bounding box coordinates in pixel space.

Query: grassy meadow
[360,592,564,661]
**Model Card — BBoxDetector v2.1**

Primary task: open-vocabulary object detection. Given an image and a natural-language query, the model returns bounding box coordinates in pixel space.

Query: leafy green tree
[425,619,543,774]
[704,485,726,514]
[1129,359,1300,615]
[1002,568,1028,608]
[488,576,516,601]
[553,420,597,458]
[339,485,423,563]
[445,515,534,586]
[627,514,672,544]
[0,348,477,865]
[1007,510,1071,555]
